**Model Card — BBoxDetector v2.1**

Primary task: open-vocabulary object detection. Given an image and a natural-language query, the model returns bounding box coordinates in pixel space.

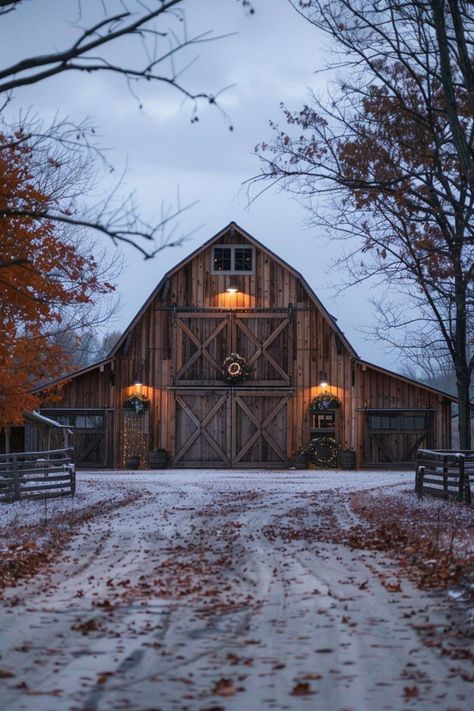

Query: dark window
[213,247,232,272]
[369,412,427,432]
[41,411,105,429]
[75,415,104,429]
[401,415,426,431]
[234,247,253,272]
[49,415,73,426]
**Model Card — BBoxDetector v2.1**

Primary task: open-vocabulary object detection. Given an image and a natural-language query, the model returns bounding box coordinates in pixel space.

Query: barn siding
[39,224,453,468]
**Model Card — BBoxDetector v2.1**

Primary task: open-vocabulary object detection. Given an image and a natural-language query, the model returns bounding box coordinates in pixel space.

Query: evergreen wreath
[310,392,342,412]
[307,435,340,468]
[221,352,251,385]
[123,392,150,413]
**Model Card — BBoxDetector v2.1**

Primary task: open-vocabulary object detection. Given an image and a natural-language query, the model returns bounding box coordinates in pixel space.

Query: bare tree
[0,0,253,256]
[253,0,474,447]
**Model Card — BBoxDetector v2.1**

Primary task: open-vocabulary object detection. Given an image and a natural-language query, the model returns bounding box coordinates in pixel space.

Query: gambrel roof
[109,221,358,359]
[35,222,456,403]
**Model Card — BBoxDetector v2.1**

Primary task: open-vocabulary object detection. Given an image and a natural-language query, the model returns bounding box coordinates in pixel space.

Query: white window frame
[211,245,255,275]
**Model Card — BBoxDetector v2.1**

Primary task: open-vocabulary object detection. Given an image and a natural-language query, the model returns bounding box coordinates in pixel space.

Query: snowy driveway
[0,470,472,710]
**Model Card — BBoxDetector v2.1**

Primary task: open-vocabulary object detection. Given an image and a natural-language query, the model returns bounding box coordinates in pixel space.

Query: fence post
[12,454,20,502]
[415,465,424,498]
[459,454,465,502]
[465,467,472,506]
[443,456,448,499]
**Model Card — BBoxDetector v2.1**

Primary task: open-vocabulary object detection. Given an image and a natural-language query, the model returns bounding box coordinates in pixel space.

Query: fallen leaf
[212,679,236,697]
[291,681,313,696]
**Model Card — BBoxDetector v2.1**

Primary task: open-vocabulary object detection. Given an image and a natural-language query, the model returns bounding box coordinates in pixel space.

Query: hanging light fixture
[226,286,238,294]
[319,370,328,387]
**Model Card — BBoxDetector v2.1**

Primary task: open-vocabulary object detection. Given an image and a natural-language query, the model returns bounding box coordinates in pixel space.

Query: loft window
[212,245,254,274]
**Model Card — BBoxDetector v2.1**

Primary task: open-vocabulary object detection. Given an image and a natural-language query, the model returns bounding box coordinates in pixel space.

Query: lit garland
[307,435,340,468]
[309,393,342,412]
[123,391,150,413]
[221,353,251,385]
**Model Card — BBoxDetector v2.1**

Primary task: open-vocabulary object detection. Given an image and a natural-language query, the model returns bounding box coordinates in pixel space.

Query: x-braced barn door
[173,390,290,468]
[172,309,292,467]
[173,311,292,386]
[232,391,290,467]
[173,390,231,467]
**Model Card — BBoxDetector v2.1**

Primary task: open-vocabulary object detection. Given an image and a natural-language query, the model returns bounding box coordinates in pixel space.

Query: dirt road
[0,470,472,710]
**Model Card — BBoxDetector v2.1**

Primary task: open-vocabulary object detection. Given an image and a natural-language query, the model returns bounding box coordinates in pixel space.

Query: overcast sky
[2,0,397,369]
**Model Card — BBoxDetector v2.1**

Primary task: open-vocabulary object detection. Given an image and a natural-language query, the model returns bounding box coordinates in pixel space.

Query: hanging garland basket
[221,353,251,385]
[123,392,150,414]
[310,392,342,412]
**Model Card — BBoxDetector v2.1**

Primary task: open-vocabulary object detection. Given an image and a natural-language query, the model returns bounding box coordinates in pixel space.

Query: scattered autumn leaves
[350,489,474,590]
[0,493,142,593]
[264,487,474,592]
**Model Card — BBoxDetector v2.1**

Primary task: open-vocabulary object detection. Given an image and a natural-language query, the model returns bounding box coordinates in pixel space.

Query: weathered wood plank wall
[40,227,452,467]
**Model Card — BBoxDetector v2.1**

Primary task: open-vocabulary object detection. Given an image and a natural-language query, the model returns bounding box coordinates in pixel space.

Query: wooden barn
[37,222,454,469]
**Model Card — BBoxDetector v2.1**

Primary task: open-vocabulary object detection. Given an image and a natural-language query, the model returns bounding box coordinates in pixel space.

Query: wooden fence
[415,449,474,504]
[0,448,75,503]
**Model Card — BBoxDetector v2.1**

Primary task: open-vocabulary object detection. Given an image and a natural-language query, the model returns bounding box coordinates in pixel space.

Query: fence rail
[415,449,474,504]
[0,448,75,503]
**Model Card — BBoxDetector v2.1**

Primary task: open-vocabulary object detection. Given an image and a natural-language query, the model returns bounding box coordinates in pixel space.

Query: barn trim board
[35,222,456,469]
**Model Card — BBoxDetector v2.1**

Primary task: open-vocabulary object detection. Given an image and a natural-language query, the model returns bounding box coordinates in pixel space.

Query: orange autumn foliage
[0,133,114,427]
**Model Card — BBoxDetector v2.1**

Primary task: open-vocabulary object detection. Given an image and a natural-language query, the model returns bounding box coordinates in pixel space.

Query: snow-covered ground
[0,469,472,710]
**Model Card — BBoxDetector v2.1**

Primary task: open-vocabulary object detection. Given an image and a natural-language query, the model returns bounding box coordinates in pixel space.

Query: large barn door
[173,390,231,467]
[173,390,290,468]
[173,311,292,386]
[172,310,292,468]
[232,391,290,467]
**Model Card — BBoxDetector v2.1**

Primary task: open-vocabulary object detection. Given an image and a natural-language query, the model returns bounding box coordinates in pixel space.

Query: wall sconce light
[319,370,328,387]
[132,373,142,387]
[226,286,238,294]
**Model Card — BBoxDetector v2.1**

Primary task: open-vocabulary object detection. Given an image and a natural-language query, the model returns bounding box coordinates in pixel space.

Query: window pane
[75,415,104,429]
[401,415,426,431]
[213,247,231,271]
[369,414,398,430]
[234,247,253,272]
[48,415,72,426]
[415,415,426,429]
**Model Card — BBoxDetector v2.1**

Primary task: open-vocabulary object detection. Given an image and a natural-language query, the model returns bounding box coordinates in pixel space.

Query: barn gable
[38,222,454,469]
[110,222,356,359]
